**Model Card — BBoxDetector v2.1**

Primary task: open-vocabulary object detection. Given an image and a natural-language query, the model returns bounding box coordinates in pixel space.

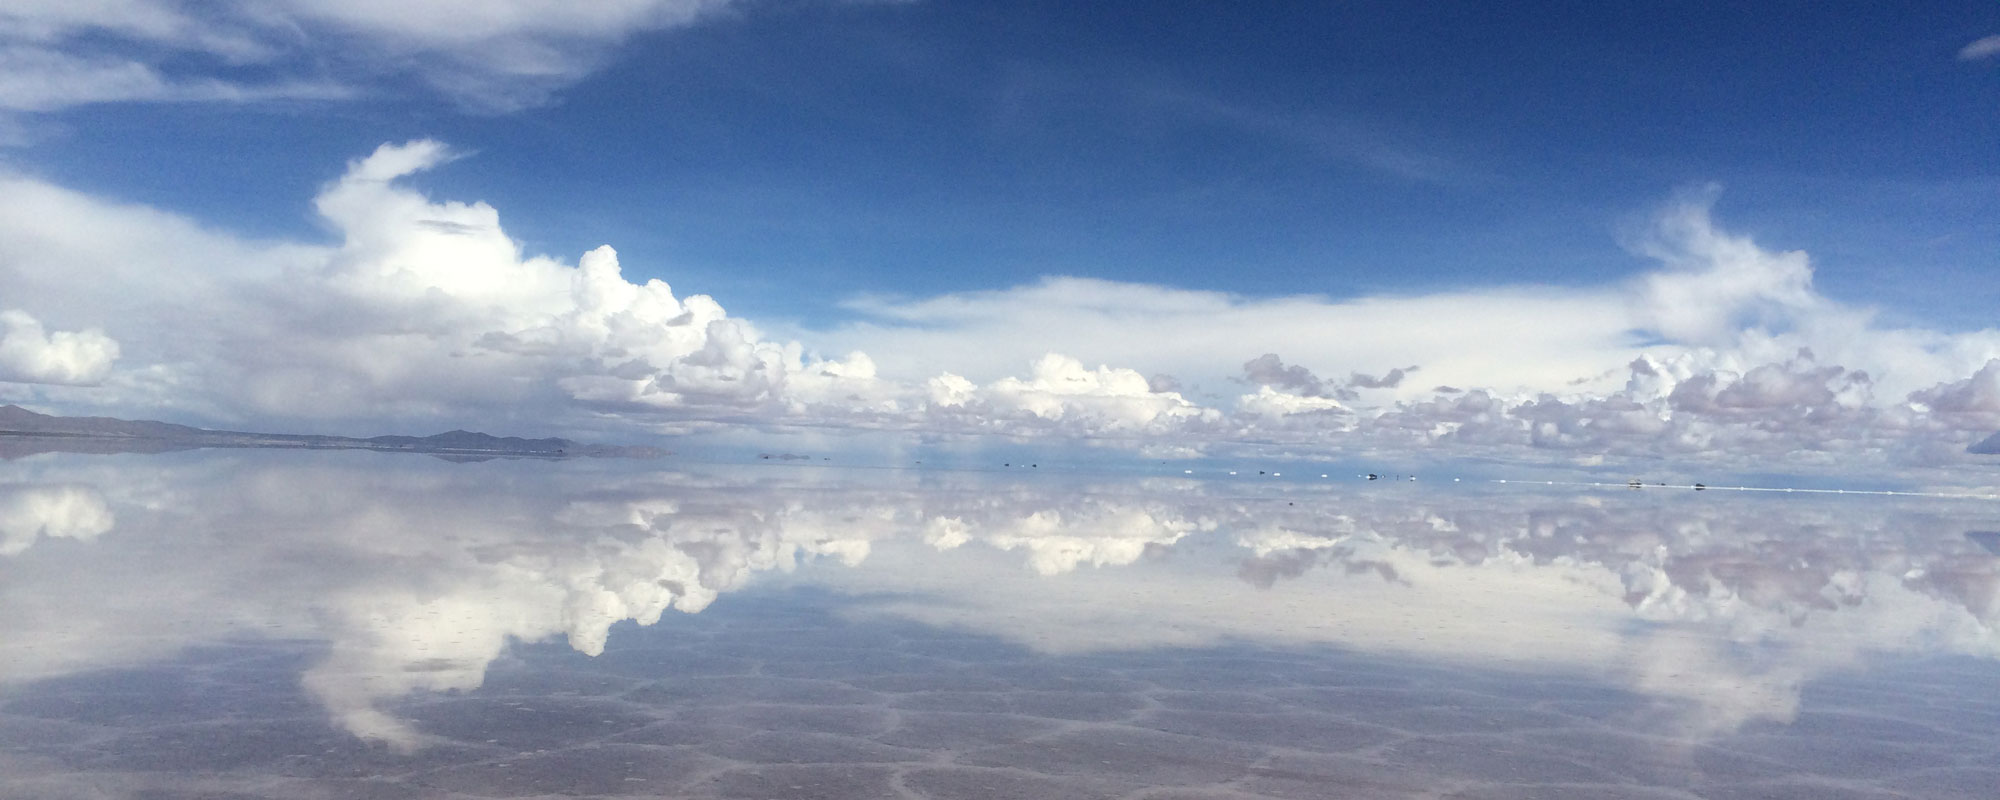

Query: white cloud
[825,195,1999,418]
[0,310,117,385]
[6,142,2000,475]
[0,1,273,58]
[830,277,1637,400]
[299,140,912,423]
[0,140,909,429]
[921,354,1218,438]
[1959,34,2000,61]
[0,0,735,113]
[1235,385,1350,423]
[815,194,2000,472]
[0,46,349,112]
[1627,189,1822,345]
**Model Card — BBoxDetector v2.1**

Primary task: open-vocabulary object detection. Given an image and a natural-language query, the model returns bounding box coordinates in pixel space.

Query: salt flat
[2,450,1996,798]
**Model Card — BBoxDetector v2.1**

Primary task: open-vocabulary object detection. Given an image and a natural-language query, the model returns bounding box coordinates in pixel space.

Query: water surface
[2,451,1996,798]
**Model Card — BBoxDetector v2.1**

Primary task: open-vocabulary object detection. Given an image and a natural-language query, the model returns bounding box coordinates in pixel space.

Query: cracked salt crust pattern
[4,595,1998,800]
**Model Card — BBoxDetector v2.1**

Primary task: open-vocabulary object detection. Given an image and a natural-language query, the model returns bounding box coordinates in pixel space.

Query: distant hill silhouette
[0,405,665,459]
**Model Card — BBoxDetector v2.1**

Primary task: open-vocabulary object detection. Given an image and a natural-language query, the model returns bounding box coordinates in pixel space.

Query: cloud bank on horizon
[2,139,1999,476]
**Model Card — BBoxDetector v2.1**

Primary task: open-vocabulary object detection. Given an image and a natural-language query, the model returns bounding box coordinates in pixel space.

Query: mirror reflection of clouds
[837,496,2000,738]
[1,452,1995,749]
[0,482,112,555]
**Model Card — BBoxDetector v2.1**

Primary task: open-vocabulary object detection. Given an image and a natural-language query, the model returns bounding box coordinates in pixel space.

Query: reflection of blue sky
[1,451,1996,748]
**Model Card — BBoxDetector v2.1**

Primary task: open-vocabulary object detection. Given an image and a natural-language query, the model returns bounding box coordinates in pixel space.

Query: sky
[0,0,1997,479]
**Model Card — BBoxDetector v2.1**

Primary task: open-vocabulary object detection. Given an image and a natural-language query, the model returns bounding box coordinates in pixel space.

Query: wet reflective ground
[3,451,1998,798]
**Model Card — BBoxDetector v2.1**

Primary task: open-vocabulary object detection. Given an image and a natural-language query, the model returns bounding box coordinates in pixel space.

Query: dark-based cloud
[1242,353,1328,397]
[1349,365,1417,390]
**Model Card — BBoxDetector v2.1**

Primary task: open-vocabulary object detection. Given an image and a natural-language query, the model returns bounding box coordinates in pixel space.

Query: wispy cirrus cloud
[0,0,740,114]
[0,47,348,112]
[1959,34,2000,61]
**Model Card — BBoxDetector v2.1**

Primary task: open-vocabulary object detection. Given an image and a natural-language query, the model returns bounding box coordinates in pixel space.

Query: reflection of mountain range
[0,405,664,459]
[1,451,1995,748]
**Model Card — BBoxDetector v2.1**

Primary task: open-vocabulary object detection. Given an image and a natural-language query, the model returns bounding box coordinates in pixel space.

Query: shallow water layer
[2,451,1997,798]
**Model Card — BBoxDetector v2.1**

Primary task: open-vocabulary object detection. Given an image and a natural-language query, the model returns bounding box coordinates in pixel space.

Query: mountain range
[0,405,664,460]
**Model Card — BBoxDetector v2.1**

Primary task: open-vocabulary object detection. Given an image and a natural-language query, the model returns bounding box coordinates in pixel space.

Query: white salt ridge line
[1492,479,2000,501]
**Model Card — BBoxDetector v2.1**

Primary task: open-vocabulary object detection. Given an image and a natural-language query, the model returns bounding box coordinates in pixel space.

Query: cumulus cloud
[0,140,911,431]
[1959,34,2000,61]
[1242,353,1330,397]
[1237,354,1416,414]
[1338,349,1979,471]
[820,192,2000,473]
[7,141,2000,475]
[0,310,117,385]
[0,140,1222,443]
[1234,384,1351,422]
[1627,190,1822,345]
[829,192,1994,414]
[1349,365,1416,390]
[1911,358,2000,419]
[298,140,883,418]
[923,354,1218,437]
[832,277,1634,401]
[0,0,737,112]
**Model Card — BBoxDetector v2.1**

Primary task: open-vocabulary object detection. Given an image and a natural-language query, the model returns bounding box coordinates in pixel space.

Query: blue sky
[16,1,1997,323]
[1,1,1998,478]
